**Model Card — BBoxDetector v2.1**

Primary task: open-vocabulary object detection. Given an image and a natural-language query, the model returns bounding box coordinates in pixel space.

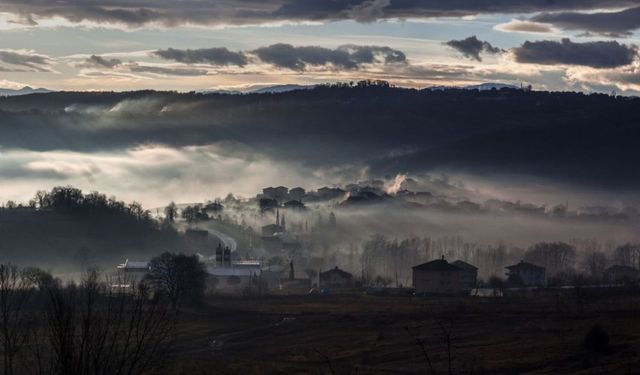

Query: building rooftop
[452,260,478,270]
[412,259,462,272]
[117,259,149,270]
[320,266,353,278]
[505,261,545,271]
[206,265,260,277]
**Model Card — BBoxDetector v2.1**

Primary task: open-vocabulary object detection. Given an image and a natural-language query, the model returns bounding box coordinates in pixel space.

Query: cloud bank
[0,0,638,28]
[445,36,503,61]
[512,39,638,68]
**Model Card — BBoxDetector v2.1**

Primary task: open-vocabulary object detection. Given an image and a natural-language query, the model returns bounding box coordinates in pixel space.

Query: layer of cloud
[445,36,503,61]
[0,143,322,208]
[495,20,554,34]
[153,47,248,66]
[512,38,638,68]
[0,49,51,72]
[0,0,637,28]
[81,54,123,69]
[251,43,406,71]
[125,63,209,76]
[532,6,640,37]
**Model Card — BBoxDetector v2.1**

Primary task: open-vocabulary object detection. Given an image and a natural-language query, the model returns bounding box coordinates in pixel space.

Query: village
[116,184,640,298]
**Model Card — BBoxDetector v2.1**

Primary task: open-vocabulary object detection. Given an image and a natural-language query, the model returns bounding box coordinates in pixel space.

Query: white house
[115,259,150,289]
[206,261,261,294]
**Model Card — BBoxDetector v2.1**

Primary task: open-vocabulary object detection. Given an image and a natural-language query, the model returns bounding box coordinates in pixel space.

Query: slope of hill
[0,83,639,189]
[0,187,188,273]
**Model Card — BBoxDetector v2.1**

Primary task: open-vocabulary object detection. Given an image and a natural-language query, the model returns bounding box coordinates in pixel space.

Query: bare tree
[35,270,176,375]
[0,264,34,375]
[145,253,207,310]
[525,242,576,278]
[164,202,177,224]
[583,251,608,282]
[614,243,640,269]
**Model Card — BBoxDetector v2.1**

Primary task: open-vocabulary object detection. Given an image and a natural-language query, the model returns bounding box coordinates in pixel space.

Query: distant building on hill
[289,187,306,200]
[316,187,346,200]
[505,261,545,286]
[320,267,353,288]
[262,186,289,202]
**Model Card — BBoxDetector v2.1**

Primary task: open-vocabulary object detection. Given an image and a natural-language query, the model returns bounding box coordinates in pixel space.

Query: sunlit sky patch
[0,2,639,94]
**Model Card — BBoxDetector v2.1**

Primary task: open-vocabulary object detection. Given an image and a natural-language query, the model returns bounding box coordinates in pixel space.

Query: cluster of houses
[116,255,355,294]
[117,248,640,296]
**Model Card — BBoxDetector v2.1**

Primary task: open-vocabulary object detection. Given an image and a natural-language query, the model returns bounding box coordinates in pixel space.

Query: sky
[0,0,640,94]
[2,0,640,208]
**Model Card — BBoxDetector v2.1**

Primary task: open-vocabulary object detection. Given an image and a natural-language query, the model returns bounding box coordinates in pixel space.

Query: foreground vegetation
[3,261,640,374]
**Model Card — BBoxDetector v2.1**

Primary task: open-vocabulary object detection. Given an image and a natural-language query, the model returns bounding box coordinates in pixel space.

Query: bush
[583,325,611,365]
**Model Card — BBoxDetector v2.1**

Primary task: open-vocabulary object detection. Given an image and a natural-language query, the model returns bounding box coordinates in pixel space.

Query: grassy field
[165,289,640,374]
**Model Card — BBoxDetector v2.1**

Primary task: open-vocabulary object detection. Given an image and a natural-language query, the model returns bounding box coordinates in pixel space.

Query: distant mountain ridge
[427,82,521,92]
[0,86,53,97]
[198,84,315,95]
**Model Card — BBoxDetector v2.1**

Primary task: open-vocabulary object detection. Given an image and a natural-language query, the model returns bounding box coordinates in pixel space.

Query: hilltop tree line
[0,187,187,270]
[2,186,153,225]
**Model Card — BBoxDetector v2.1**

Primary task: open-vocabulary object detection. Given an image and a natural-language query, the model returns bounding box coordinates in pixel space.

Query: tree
[145,253,207,310]
[614,243,640,269]
[0,264,34,375]
[164,202,177,224]
[583,251,608,281]
[38,270,175,375]
[488,276,505,294]
[525,242,576,279]
[328,212,337,228]
[583,325,610,365]
[22,267,57,290]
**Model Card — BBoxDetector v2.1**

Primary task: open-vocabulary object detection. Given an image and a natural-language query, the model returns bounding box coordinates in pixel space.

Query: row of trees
[356,235,640,286]
[1,187,154,225]
[0,252,208,375]
[0,265,177,375]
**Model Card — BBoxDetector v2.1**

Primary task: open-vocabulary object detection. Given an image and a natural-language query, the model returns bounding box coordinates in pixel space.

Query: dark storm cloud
[445,36,503,61]
[512,39,638,68]
[251,44,406,71]
[532,6,640,37]
[83,55,122,69]
[0,50,51,72]
[1,0,638,27]
[153,48,248,66]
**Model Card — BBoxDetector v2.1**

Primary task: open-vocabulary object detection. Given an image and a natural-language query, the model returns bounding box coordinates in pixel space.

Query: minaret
[276,209,280,226]
[281,213,286,231]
